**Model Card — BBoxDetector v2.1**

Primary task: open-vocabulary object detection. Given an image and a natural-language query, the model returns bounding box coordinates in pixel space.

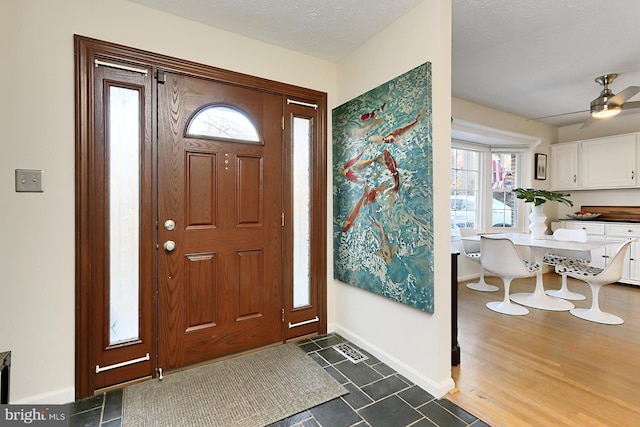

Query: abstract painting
[333,62,434,313]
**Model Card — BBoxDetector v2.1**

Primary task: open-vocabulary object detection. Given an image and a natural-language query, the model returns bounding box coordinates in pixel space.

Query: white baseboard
[12,386,75,405]
[328,324,455,399]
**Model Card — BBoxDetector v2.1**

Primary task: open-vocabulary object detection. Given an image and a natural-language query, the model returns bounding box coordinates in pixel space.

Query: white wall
[558,114,640,142]
[453,97,559,149]
[330,0,454,397]
[1,0,337,403]
[554,188,640,221]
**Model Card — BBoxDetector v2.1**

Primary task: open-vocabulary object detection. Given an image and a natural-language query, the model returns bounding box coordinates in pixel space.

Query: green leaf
[513,188,573,207]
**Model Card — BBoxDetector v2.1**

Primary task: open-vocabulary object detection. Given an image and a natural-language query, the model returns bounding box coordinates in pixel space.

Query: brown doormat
[122,344,347,427]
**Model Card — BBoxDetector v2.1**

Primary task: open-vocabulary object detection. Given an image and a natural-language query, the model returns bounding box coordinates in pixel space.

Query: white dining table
[463,232,610,311]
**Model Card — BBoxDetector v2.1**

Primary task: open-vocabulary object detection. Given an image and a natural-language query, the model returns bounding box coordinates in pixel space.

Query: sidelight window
[109,85,141,345]
[293,117,311,308]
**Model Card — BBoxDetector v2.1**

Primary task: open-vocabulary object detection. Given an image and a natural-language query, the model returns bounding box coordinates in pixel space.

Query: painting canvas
[332,62,434,313]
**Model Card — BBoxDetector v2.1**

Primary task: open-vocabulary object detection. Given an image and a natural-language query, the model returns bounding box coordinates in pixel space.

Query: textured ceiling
[131,0,640,127]
[130,0,423,61]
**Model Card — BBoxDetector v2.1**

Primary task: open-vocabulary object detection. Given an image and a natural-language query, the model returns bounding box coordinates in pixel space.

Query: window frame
[486,150,522,233]
[451,140,534,235]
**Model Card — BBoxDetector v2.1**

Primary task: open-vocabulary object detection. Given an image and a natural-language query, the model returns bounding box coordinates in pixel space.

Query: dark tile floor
[69,334,490,427]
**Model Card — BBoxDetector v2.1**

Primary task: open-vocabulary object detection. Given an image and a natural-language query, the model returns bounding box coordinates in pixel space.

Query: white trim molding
[329,325,455,399]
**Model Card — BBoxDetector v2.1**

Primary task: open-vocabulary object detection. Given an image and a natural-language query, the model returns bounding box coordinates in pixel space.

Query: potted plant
[513,188,573,239]
[512,188,573,207]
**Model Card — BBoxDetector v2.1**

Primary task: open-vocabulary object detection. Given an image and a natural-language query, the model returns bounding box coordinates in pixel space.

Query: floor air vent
[333,343,368,364]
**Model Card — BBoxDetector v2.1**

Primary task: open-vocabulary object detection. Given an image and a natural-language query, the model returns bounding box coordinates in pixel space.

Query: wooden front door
[76,36,327,398]
[156,72,284,370]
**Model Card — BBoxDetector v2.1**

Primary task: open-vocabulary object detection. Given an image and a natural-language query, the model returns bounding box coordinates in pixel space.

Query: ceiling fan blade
[579,115,598,129]
[622,100,640,110]
[526,109,589,121]
[608,86,640,105]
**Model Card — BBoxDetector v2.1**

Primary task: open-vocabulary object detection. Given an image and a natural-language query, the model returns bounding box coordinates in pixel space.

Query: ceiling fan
[532,74,640,128]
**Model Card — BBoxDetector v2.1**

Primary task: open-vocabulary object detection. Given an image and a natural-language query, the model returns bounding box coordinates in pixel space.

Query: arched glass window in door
[186,105,260,142]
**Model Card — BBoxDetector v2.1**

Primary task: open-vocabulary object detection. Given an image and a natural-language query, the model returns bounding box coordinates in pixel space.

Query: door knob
[164,219,176,231]
[164,240,176,252]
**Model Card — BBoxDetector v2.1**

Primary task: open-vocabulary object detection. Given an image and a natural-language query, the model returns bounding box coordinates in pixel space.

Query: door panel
[184,252,218,332]
[236,250,264,319]
[157,73,283,370]
[237,156,263,224]
[186,153,217,226]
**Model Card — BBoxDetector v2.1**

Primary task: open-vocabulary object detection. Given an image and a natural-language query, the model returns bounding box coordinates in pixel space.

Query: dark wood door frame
[75,35,327,400]
[282,102,326,340]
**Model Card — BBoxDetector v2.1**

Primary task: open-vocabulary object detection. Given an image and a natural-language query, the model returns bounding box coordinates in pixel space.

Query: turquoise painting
[333,62,434,313]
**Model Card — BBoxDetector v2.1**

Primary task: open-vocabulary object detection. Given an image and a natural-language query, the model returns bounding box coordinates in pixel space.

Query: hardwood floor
[448,272,640,427]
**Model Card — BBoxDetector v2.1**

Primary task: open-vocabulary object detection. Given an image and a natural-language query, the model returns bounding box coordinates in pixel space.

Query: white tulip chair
[543,228,590,301]
[459,228,498,292]
[481,236,540,316]
[556,240,632,325]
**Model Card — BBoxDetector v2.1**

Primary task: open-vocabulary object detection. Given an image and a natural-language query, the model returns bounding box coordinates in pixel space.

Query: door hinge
[158,367,163,380]
[282,116,285,130]
[282,308,285,323]
[155,69,166,84]
[281,212,285,227]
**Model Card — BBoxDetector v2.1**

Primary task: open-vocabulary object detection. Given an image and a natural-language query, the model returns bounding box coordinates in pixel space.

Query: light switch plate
[15,169,44,192]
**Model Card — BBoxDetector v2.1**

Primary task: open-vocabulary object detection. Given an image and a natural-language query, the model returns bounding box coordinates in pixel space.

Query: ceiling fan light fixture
[590,74,622,119]
[590,103,621,119]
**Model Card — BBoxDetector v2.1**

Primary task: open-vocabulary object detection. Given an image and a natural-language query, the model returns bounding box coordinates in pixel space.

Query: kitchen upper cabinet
[550,142,578,190]
[551,133,639,191]
[580,134,637,189]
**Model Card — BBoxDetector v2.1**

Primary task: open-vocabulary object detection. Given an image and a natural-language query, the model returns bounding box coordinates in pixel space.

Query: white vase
[529,204,547,239]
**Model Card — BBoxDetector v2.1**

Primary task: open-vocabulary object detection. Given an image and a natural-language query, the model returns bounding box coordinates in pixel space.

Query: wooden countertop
[580,206,640,222]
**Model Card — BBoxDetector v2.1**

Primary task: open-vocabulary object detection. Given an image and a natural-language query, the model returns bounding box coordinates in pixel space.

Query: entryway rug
[122,343,347,427]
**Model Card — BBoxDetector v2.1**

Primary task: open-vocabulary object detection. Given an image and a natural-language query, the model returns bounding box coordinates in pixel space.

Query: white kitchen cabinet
[563,221,608,269]
[551,132,639,190]
[598,236,627,270]
[628,240,640,284]
[550,142,579,190]
[579,134,637,189]
[605,224,640,286]
[563,221,605,235]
